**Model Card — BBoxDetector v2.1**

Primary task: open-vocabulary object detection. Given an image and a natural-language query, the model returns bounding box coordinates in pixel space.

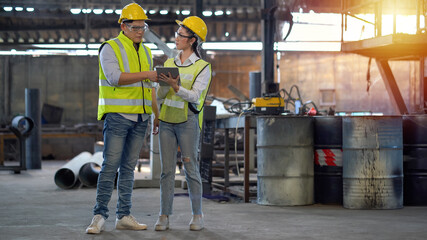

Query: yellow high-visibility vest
[159,58,212,128]
[97,31,153,120]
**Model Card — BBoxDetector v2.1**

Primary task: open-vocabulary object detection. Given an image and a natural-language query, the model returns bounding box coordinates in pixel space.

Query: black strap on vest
[188,103,199,114]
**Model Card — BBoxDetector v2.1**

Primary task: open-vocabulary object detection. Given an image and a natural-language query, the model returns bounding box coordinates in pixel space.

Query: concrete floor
[1,161,427,240]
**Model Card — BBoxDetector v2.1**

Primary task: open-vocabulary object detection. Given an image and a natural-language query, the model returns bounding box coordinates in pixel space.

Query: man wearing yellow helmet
[86,3,159,234]
[154,16,211,231]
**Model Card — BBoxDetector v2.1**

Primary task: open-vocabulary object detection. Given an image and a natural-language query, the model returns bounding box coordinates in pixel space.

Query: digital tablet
[156,67,180,86]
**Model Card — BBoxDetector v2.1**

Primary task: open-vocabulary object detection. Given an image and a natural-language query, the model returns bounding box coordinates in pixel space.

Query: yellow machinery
[252,97,285,114]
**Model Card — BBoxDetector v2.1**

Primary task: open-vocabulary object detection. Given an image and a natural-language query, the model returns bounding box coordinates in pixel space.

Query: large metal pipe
[54,151,92,189]
[249,71,261,100]
[260,0,280,94]
[78,151,104,187]
[25,88,41,169]
[3,56,11,119]
[143,29,177,58]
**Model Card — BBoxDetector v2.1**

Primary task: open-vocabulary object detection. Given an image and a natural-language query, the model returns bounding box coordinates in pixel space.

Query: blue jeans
[93,113,148,219]
[158,114,203,215]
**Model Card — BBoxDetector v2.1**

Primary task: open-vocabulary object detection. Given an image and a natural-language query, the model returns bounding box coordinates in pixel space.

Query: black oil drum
[314,116,342,204]
[342,116,403,209]
[403,115,427,206]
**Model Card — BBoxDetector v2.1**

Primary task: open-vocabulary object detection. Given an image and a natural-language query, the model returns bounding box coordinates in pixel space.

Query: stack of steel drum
[257,114,427,209]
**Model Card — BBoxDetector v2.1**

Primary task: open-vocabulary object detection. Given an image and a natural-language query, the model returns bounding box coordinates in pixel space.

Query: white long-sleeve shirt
[157,51,211,106]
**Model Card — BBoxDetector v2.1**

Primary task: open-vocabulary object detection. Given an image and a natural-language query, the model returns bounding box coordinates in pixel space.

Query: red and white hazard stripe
[314,149,342,167]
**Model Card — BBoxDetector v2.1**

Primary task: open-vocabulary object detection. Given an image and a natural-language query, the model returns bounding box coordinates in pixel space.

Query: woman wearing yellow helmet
[154,16,212,231]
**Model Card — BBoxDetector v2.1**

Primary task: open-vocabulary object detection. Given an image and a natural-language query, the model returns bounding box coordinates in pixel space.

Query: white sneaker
[189,215,204,231]
[115,215,147,230]
[154,215,169,231]
[86,214,105,234]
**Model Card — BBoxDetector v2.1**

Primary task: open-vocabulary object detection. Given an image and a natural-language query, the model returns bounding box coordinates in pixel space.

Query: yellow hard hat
[176,16,208,42]
[118,3,150,24]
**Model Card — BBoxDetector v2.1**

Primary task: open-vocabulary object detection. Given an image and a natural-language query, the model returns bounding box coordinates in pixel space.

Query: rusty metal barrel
[342,116,403,209]
[257,116,314,206]
[314,116,343,204]
[403,115,427,205]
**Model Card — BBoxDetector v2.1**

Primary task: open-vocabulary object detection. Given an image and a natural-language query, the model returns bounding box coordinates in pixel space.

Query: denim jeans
[158,114,202,215]
[93,113,148,219]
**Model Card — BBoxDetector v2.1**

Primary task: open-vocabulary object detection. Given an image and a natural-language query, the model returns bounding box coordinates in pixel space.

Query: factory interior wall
[0,52,421,127]
[209,51,420,115]
[278,52,420,115]
[0,55,99,127]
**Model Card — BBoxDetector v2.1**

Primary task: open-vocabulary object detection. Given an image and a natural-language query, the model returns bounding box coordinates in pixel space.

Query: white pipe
[78,151,104,187]
[54,151,92,189]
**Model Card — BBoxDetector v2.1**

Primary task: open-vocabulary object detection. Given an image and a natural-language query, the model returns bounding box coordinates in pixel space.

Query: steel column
[375,59,408,114]
[3,56,10,119]
[144,30,177,58]
[261,0,275,94]
[195,0,203,18]
[224,128,229,189]
[244,116,250,203]
[25,88,42,169]
[423,57,427,113]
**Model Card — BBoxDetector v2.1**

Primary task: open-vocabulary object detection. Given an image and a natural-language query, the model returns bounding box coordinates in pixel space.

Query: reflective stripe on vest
[113,38,152,73]
[99,98,152,107]
[114,39,130,73]
[142,44,152,71]
[163,98,185,109]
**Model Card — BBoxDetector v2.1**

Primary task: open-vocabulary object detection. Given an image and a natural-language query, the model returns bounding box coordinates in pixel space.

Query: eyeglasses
[125,23,148,32]
[175,31,194,39]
